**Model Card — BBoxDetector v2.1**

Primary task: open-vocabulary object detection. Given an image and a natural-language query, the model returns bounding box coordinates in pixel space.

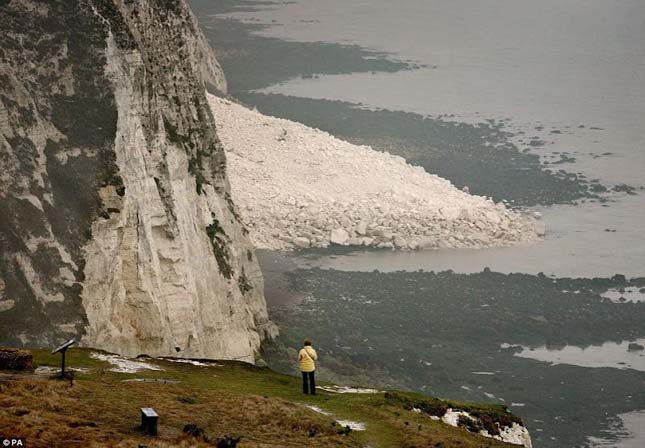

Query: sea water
[202,1,645,446]
[227,0,645,277]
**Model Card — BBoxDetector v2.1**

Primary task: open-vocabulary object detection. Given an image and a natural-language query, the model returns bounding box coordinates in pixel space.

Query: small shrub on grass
[183,423,205,438]
[457,414,483,433]
[216,435,241,448]
[0,348,33,371]
[384,391,448,417]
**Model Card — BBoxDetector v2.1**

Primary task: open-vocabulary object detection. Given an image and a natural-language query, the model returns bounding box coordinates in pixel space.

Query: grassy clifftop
[0,349,522,447]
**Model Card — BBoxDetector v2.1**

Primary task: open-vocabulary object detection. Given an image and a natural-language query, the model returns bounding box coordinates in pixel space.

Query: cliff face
[0,0,275,361]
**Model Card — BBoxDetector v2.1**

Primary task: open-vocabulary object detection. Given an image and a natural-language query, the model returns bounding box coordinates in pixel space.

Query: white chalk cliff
[0,0,275,361]
[209,96,543,251]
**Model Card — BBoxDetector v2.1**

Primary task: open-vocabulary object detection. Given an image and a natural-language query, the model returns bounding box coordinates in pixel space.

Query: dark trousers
[302,370,316,395]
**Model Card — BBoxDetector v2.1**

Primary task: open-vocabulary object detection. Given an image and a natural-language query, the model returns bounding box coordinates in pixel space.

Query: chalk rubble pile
[209,95,544,251]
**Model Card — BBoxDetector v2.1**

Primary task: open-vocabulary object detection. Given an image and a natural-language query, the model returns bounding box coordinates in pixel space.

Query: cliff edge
[0,0,275,361]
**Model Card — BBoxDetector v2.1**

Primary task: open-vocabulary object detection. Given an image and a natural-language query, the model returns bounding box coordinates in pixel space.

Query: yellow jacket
[298,346,318,372]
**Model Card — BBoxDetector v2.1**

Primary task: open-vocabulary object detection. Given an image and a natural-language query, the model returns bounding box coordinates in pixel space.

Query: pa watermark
[1,437,26,447]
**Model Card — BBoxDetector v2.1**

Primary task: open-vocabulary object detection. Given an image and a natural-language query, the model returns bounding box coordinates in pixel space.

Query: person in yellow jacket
[298,338,318,395]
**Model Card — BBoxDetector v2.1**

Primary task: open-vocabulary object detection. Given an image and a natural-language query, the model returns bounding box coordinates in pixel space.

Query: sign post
[51,339,75,378]
[141,407,159,435]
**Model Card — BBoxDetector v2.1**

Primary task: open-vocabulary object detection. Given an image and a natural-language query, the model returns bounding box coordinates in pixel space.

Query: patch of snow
[34,366,59,375]
[441,408,470,427]
[121,378,179,384]
[163,358,218,367]
[337,420,366,431]
[91,353,163,373]
[494,423,533,447]
[306,405,332,416]
[440,408,532,447]
[471,371,495,375]
[34,366,90,375]
[305,404,365,431]
[318,385,381,394]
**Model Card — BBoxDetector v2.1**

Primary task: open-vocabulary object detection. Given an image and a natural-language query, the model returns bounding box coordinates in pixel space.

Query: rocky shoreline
[210,95,544,251]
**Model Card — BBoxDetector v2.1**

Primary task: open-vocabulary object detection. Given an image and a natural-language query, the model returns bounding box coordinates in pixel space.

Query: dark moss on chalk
[206,217,233,279]
[0,0,232,349]
[238,270,253,295]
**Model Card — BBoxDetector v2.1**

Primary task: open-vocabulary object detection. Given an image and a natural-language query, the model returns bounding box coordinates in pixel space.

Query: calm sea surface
[224,0,645,277]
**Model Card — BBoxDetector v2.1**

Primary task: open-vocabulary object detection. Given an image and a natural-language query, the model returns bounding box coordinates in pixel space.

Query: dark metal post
[51,339,75,378]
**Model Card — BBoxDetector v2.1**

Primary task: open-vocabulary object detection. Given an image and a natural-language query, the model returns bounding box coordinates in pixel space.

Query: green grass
[0,348,524,447]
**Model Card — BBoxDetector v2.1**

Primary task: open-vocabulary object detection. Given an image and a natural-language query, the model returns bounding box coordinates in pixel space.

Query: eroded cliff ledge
[0,0,275,361]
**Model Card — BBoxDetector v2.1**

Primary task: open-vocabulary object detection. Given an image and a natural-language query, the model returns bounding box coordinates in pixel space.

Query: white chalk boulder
[330,228,350,245]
